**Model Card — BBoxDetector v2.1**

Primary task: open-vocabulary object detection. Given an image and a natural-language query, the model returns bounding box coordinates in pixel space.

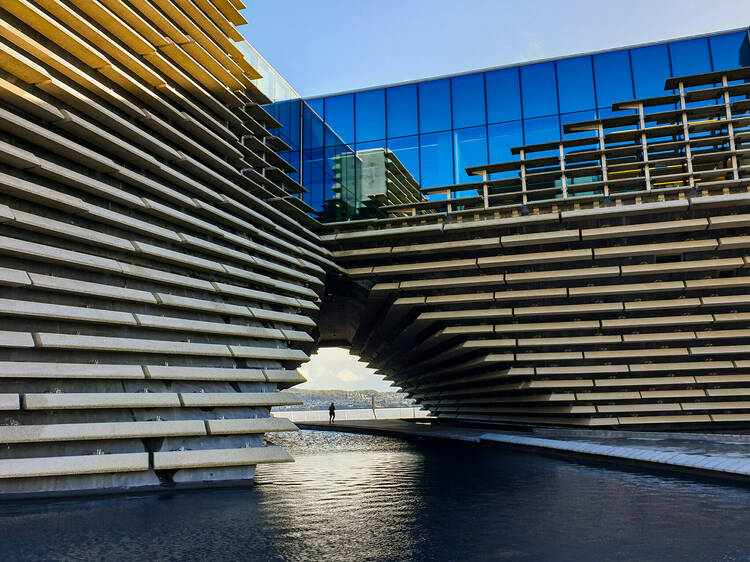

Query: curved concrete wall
[0,0,336,497]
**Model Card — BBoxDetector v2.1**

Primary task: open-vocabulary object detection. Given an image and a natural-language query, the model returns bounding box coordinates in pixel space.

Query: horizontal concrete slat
[0,420,206,443]
[179,392,301,407]
[152,445,292,470]
[0,453,149,479]
[23,392,181,410]
[0,362,144,379]
[206,417,297,434]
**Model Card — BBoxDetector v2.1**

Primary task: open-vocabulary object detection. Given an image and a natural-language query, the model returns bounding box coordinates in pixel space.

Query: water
[1,430,750,561]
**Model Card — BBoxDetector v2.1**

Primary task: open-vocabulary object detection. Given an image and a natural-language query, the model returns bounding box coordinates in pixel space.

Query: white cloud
[336,368,362,383]
[297,347,394,391]
[518,32,546,62]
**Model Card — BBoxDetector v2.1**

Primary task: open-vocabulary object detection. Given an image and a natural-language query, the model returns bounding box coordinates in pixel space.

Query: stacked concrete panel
[0,0,336,496]
[323,67,750,429]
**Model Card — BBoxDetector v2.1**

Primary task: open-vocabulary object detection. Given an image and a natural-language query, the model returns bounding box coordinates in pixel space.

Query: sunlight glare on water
[1,430,750,561]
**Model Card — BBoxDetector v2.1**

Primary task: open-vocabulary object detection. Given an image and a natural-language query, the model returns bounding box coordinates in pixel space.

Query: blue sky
[240,0,750,98]
[298,348,391,392]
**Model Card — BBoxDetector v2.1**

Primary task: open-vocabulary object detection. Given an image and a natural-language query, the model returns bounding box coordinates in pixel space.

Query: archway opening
[276,347,418,420]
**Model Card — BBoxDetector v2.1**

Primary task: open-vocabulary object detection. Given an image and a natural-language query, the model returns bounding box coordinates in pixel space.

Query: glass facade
[266,28,750,218]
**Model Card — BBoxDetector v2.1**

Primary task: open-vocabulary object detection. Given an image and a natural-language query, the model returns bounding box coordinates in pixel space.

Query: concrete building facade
[2,0,750,497]
[0,0,332,496]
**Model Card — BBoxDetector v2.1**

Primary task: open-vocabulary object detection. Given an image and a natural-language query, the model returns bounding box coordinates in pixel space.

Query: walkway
[298,420,750,482]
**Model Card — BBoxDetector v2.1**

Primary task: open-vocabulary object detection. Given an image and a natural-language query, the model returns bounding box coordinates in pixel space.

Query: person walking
[328,402,336,424]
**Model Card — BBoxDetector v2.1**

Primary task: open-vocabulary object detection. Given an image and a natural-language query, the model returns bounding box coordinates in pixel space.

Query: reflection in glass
[306,97,324,118]
[418,79,452,133]
[386,84,419,137]
[290,29,749,220]
[324,94,354,145]
[486,67,522,123]
[268,99,301,147]
[523,116,560,147]
[355,140,386,152]
[593,51,633,109]
[669,38,712,78]
[387,135,420,181]
[279,150,300,181]
[355,89,386,142]
[304,149,325,210]
[451,74,486,129]
[710,31,750,70]
[303,104,324,149]
[453,126,488,183]
[556,57,595,113]
[630,45,672,99]
[560,111,596,140]
[419,131,453,187]
[488,121,523,178]
[521,62,558,118]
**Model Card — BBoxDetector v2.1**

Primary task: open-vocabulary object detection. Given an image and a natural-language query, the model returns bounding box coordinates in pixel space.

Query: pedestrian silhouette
[329,402,335,424]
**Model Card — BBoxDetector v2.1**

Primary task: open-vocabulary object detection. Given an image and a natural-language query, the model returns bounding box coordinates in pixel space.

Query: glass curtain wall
[265,99,360,220]
[273,29,750,217]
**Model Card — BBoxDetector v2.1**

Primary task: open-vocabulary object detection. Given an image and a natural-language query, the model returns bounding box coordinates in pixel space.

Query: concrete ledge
[0,420,206,443]
[153,445,292,469]
[0,394,19,410]
[206,417,297,434]
[0,453,149,479]
[23,392,181,409]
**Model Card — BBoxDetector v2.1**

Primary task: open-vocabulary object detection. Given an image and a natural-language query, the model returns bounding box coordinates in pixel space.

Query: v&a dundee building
[0,0,750,497]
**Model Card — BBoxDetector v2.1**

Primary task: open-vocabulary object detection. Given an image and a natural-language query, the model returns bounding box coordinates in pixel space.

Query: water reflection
[1,431,750,561]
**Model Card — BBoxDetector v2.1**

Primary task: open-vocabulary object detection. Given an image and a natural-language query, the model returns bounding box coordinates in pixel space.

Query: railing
[377,66,750,220]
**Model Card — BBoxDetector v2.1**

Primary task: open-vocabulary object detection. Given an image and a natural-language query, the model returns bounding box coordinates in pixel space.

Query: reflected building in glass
[267,28,750,220]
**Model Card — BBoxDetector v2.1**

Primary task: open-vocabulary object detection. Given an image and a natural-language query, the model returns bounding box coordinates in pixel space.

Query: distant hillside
[277,389,415,410]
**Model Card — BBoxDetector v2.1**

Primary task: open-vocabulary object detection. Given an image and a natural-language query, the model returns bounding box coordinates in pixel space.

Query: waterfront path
[297,419,750,482]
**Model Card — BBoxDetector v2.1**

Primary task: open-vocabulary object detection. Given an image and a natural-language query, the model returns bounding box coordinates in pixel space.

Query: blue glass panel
[386,84,418,137]
[306,98,324,118]
[560,111,597,140]
[710,31,750,71]
[303,105,324,149]
[387,135,420,183]
[488,121,522,165]
[630,44,672,99]
[523,116,560,147]
[287,101,301,149]
[324,146,337,194]
[419,131,453,187]
[418,79,452,133]
[670,38,712,77]
[355,89,386,142]
[304,149,325,211]
[279,150,300,177]
[355,140,385,152]
[485,67,522,123]
[521,62,557,118]
[266,99,300,147]
[324,94,354,145]
[593,50,633,108]
[556,56,595,113]
[451,73,485,129]
[453,126,488,184]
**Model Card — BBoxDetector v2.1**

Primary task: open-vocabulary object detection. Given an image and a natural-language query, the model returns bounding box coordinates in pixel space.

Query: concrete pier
[299,420,750,482]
